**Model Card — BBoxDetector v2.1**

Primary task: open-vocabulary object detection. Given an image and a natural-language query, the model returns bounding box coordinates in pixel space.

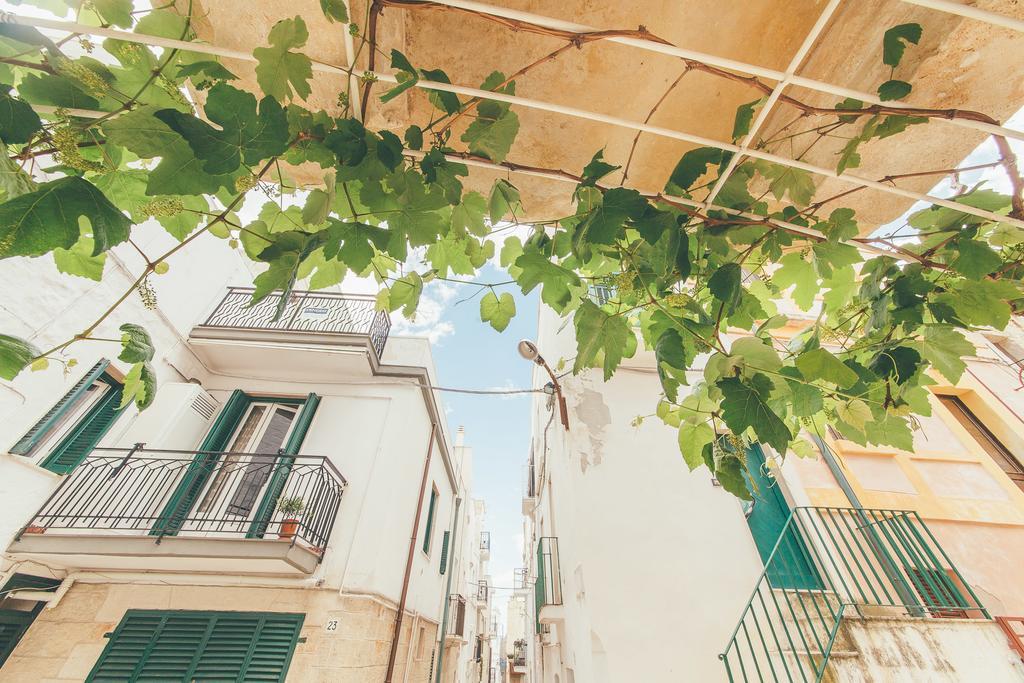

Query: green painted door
[743,444,821,590]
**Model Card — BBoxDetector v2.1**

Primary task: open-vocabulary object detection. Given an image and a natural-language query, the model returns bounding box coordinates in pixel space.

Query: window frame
[422,485,439,556]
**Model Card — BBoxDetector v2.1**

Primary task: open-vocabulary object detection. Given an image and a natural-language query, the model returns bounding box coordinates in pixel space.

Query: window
[422,487,439,555]
[938,394,1024,492]
[907,567,970,618]
[10,360,126,474]
[86,610,304,682]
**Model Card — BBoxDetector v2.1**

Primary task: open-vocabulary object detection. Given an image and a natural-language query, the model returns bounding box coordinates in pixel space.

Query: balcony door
[153,391,320,538]
[742,444,821,590]
[185,401,299,535]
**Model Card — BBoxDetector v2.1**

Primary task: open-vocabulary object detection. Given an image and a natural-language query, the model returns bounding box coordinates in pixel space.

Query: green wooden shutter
[11,360,110,455]
[41,374,125,475]
[86,610,304,683]
[422,488,438,554]
[247,393,321,539]
[152,390,252,536]
[0,574,61,666]
[439,530,450,574]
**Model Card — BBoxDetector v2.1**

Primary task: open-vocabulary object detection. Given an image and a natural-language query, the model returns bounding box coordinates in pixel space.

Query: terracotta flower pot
[279,518,300,540]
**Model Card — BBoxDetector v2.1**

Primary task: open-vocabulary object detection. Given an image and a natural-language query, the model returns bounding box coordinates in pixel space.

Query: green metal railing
[720,506,989,682]
[535,537,562,633]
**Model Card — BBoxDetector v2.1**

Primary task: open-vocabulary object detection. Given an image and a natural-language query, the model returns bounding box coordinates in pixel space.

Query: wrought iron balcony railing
[17,448,346,558]
[534,536,562,633]
[720,506,989,683]
[447,593,467,638]
[477,579,490,603]
[512,639,528,667]
[480,531,491,551]
[200,287,391,357]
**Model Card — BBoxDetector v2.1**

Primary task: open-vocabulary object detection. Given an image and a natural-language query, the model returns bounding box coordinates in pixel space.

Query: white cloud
[389,280,457,344]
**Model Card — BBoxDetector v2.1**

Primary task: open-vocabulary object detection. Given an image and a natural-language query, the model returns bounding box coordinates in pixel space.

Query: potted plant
[276,496,305,540]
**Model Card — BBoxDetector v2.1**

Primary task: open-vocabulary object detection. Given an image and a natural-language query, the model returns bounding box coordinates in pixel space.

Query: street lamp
[517,340,569,430]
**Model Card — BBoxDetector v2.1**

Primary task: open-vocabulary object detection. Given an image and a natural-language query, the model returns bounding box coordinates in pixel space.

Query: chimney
[456,426,465,448]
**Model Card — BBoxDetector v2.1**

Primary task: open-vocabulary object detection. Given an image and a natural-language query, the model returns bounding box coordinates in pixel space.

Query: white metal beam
[4,12,1022,229]
[706,0,843,206]
[900,0,1024,32]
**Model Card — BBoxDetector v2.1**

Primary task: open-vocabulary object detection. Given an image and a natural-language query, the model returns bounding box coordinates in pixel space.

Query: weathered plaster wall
[0,582,438,682]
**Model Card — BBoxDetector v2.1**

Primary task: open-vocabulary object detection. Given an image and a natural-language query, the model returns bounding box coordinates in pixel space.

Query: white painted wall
[522,306,765,683]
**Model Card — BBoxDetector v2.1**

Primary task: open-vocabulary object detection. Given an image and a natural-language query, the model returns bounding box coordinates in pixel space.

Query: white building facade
[0,225,482,682]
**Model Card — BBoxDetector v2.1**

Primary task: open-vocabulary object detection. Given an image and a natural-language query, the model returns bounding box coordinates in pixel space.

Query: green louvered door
[40,374,126,475]
[152,390,251,536]
[85,610,305,682]
[247,393,321,539]
[11,359,109,455]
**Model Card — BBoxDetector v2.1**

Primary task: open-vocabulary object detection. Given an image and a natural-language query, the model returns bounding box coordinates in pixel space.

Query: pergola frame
[3,1,1023,235]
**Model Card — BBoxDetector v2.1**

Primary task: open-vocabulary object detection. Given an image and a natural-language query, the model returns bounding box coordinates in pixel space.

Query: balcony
[477,579,490,604]
[480,531,491,561]
[189,287,391,379]
[522,459,537,515]
[8,448,346,576]
[446,594,467,641]
[535,537,563,631]
[511,638,528,674]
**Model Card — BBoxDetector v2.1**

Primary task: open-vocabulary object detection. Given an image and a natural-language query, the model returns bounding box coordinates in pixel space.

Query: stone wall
[0,582,439,682]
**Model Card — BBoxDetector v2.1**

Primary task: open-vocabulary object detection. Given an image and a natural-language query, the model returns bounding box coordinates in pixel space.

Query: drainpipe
[434,496,463,683]
[810,434,921,613]
[385,423,437,683]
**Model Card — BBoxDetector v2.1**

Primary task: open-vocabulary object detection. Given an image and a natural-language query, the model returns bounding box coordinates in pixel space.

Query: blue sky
[403,263,539,625]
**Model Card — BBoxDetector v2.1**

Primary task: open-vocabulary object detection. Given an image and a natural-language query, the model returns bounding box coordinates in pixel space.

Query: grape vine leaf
[717,374,792,455]
[155,83,289,174]
[795,348,858,388]
[573,299,634,380]
[489,178,522,222]
[666,147,729,195]
[53,236,106,281]
[119,323,155,364]
[119,361,157,410]
[319,0,349,22]
[580,149,619,187]
[911,325,973,383]
[514,251,581,311]
[381,49,419,103]
[0,86,41,144]
[878,79,912,101]
[773,252,818,311]
[0,177,131,258]
[951,237,1001,280]
[461,72,519,163]
[574,187,646,246]
[253,16,313,102]
[480,291,516,332]
[883,23,922,68]
[0,334,38,380]
[678,420,714,471]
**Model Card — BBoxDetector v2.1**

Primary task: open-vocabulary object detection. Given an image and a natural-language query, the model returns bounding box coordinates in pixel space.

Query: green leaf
[323,118,368,167]
[951,237,1001,280]
[911,325,974,384]
[323,219,389,272]
[865,413,913,451]
[708,262,742,305]
[732,99,761,140]
[461,107,519,164]
[90,0,134,27]
[17,73,102,111]
[795,348,858,388]
[655,328,694,402]
[385,271,424,317]
[119,361,157,410]
[573,300,634,380]
[580,149,619,187]
[0,86,41,144]
[489,178,521,222]
[878,79,912,101]
[940,279,1018,329]
[575,187,646,247]
[759,163,815,207]
[773,252,818,311]
[837,399,872,430]
[155,83,288,174]
[0,142,37,201]
[480,291,516,332]
[452,191,488,236]
[730,336,782,374]
[253,16,313,101]
[320,0,349,22]
[53,236,105,281]
[514,251,581,312]
[666,147,729,195]
[420,68,461,115]
[678,421,714,471]
[381,49,419,103]
[404,125,423,150]
[175,60,238,82]
[118,323,155,363]
[869,346,921,385]
[0,333,39,380]
[0,176,131,259]
[883,23,922,68]
[717,374,792,455]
